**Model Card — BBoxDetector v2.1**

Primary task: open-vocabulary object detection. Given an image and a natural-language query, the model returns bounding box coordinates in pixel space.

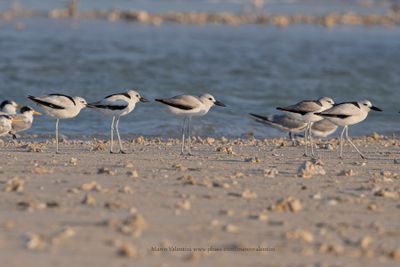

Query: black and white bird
[0,114,13,137]
[8,106,42,139]
[28,94,87,153]
[87,90,149,154]
[277,97,335,156]
[316,100,382,159]
[156,93,226,155]
[0,100,20,114]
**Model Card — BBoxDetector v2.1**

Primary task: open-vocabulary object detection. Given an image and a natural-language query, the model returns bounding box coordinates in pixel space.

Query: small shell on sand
[117,242,137,258]
[285,229,314,243]
[80,181,102,191]
[297,159,326,178]
[269,197,302,213]
[81,193,96,206]
[4,177,24,192]
[216,146,235,155]
[223,224,239,233]
[175,200,191,210]
[25,233,47,250]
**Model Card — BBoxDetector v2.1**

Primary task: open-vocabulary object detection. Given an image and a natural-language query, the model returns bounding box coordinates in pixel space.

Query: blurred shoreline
[1,3,400,28]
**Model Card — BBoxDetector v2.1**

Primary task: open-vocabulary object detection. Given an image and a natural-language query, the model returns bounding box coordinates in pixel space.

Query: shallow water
[0,15,399,138]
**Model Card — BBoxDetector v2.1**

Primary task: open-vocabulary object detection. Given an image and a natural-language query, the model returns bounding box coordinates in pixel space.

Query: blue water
[0,2,399,138]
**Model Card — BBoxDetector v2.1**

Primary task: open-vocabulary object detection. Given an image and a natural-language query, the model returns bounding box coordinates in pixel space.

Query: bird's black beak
[371,106,382,111]
[214,100,226,107]
[140,97,150,103]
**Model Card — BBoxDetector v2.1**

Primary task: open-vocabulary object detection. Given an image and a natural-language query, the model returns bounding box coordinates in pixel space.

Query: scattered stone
[359,236,373,250]
[394,159,400,164]
[389,249,400,261]
[104,201,126,210]
[51,227,76,245]
[126,170,139,178]
[118,214,148,237]
[25,233,47,250]
[249,211,268,221]
[244,157,260,163]
[119,186,133,194]
[4,177,24,192]
[80,181,102,191]
[216,146,235,155]
[175,200,191,210]
[81,193,96,206]
[17,200,47,211]
[286,229,314,243]
[33,166,54,174]
[98,167,116,175]
[319,243,344,255]
[172,164,187,171]
[117,242,137,258]
[264,168,278,178]
[69,157,78,166]
[374,190,399,199]
[269,197,302,213]
[297,159,326,178]
[339,169,356,176]
[223,224,239,233]
[241,189,258,199]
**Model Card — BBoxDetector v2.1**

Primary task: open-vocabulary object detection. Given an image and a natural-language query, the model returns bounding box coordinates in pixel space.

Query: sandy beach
[0,135,399,266]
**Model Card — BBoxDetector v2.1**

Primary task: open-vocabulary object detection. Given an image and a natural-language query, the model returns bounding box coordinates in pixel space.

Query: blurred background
[0,0,399,138]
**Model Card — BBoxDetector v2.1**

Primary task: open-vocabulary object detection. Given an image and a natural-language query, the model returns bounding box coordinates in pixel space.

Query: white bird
[249,113,307,143]
[316,100,382,159]
[87,90,149,154]
[28,94,87,153]
[8,106,42,139]
[0,100,20,114]
[0,114,13,137]
[311,119,338,138]
[277,97,335,156]
[156,93,226,155]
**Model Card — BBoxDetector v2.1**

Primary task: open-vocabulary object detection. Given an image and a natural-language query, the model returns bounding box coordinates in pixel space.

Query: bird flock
[0,91,384,159]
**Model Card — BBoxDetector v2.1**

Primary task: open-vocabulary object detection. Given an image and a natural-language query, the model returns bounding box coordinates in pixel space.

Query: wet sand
[0,135,399,266]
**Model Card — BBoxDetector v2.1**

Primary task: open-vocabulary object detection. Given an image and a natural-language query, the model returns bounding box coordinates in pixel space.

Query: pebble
[127,170,139,178]
[285,229,314,243]
[297,159,326,178]
[117,243,137,258]
[175,200,191,210]
[3,177,24,192]
[269,197,302,213]
[98,167,116,175]
[81,193,96,206]
[80,181,102,191]
[223,224,239,233]
[264,168,278,178]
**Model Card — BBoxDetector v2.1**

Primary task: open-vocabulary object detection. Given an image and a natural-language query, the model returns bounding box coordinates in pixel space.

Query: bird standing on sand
[87,90,149,154]
[249,113,307,144]
[156,94,226,155]
[8,106,42,139]
[277,97,335,157]
[0,100,20,114]
[316,100,382,159]
[28,94,87,153]
[310,119,338,138]
[0,115,13,137]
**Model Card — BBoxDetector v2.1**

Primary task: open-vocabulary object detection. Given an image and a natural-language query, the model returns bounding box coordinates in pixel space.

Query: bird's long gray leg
[187,116,193,156]
[110,116,116,153]
[115,117,126,154]
[303,123,309,156]
[309,122,315,157]
[339,126,346,159]
[181,117,187,155]
[345,126,366,159]
[55,119,60,154]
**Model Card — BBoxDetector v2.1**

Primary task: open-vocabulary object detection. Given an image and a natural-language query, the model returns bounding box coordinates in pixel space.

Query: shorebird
[87,90,149,154]
[0,100,20,114]
[8,106,42,139]
[277,97,335,156]
[28,94,87,153]
[311,119,338,138]
[156,93,226,155]
[0,115,13,137]
[316,100,382,159]
[249,113,307,143]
